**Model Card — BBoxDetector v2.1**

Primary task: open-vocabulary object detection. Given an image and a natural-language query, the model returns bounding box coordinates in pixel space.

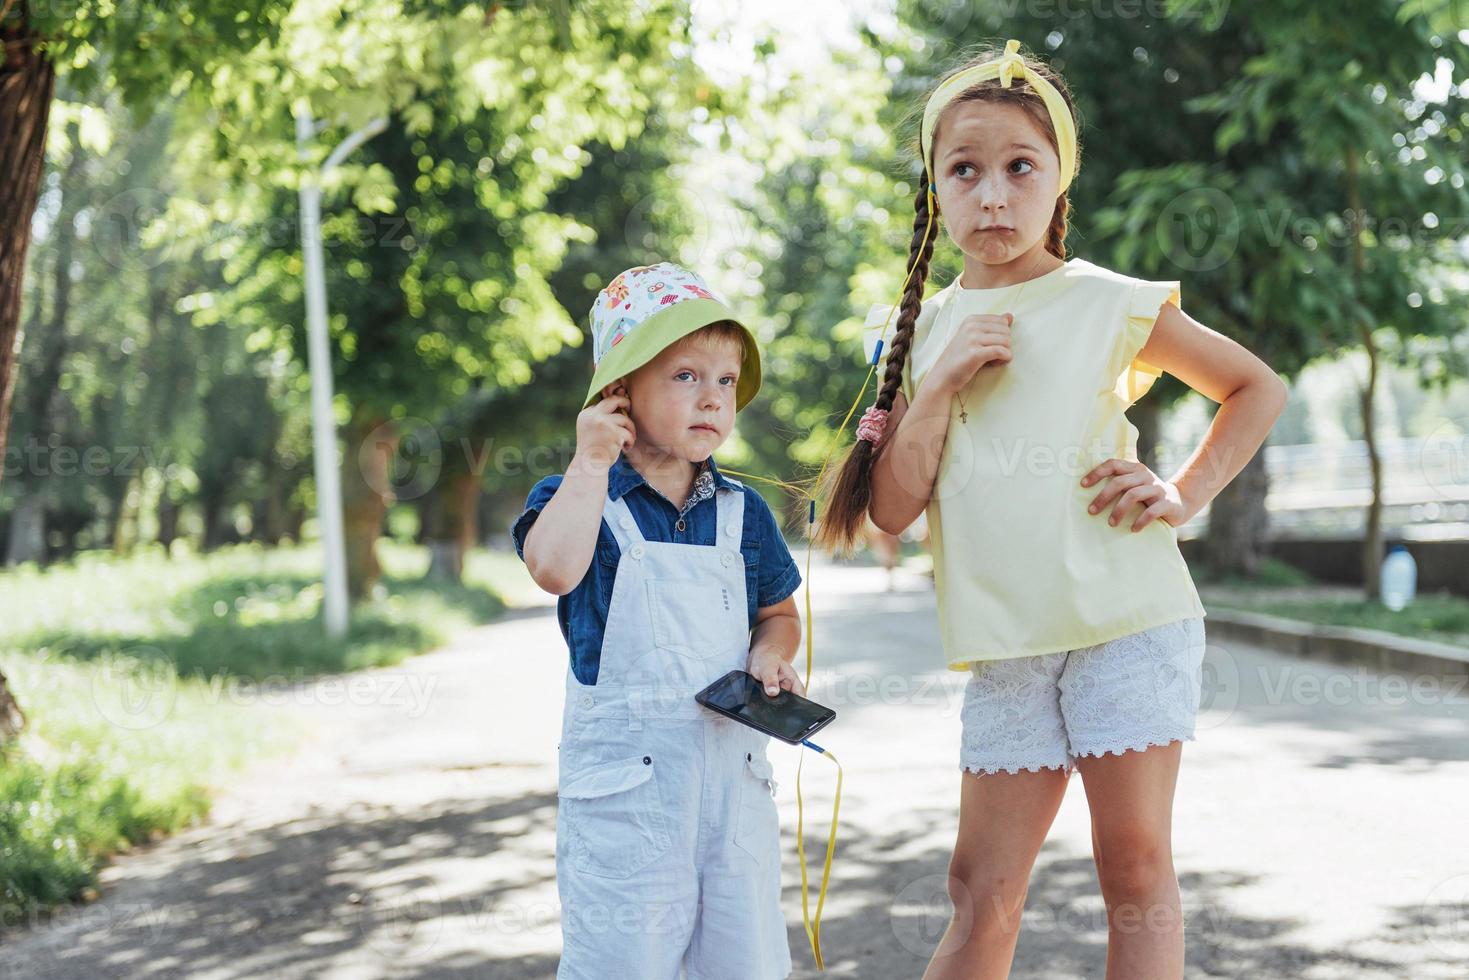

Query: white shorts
[959,617,1207,777]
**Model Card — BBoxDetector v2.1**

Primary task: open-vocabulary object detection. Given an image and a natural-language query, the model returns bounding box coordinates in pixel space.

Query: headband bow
[920,38,1078,194]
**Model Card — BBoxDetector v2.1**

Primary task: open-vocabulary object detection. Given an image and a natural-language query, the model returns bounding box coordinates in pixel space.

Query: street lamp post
[294,103,387,639]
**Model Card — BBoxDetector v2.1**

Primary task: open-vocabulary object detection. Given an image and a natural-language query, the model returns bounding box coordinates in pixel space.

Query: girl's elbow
[1261,370,1289,416]
[869,499,912,537]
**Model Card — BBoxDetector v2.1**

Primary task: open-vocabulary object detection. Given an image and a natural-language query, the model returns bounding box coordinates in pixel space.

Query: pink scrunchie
[855,405,889,444]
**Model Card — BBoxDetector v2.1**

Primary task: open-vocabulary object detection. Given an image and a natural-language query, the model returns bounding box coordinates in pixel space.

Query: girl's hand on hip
[928,313,1013,397]
[747,648,806,698]
[1080,458,1186,532]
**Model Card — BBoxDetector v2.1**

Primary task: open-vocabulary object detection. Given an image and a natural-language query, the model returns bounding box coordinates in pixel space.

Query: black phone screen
[695,670,836,743]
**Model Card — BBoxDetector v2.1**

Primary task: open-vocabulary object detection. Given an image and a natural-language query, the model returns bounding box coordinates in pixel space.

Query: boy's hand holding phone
[747,647,807,698]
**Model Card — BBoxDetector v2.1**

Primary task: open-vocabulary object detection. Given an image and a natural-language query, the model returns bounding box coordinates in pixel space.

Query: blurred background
[1,0,1467,953]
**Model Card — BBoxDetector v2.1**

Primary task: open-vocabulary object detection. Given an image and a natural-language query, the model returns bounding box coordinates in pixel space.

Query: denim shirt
[510,453,802,686]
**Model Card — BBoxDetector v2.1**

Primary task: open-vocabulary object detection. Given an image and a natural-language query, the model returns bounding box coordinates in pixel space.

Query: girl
[817,39,1287,980]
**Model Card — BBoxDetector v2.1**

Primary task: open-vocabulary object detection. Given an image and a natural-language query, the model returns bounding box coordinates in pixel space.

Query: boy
[510,262,804,980]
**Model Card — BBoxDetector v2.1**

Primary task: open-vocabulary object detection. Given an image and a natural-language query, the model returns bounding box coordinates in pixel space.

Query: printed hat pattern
[583,261,763,411]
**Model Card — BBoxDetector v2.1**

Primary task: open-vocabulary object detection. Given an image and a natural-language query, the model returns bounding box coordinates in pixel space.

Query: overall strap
[714,484,746,552]
[602,492,646,551]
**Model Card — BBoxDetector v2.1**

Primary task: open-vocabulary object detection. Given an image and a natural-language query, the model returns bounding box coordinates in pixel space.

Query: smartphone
[695,669,836,745]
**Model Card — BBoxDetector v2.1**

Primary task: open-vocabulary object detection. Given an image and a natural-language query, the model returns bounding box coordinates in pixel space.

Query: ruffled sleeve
[860,300,914,402]
[1113,278,1178,410]
[860,302,895,365]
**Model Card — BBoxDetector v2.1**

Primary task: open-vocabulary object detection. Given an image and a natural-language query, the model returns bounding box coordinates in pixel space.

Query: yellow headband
[920,38,1078,194]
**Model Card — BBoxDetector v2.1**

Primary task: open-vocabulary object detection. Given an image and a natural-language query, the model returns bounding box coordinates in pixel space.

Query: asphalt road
[3,554,1467,979]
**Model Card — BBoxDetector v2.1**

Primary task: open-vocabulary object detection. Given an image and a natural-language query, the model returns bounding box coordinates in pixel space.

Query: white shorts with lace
[959,616,1207,777]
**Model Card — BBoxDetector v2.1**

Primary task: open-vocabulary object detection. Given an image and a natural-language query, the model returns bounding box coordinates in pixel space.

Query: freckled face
[932,100,1062,267]
[624,335,742,460]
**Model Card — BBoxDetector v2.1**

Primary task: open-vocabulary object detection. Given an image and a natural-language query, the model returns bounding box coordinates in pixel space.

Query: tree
[158,0,707,598]
[1103,0,1468,590]
[1,0,295,743]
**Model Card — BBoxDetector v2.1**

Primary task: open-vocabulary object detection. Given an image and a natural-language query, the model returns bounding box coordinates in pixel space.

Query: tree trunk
[200,487,229,551]
[258,463,290,544]
[0,2,54,491]
[1346,151,1383,601]
[0,666,25,744]
[425,471,481,581]
[0,3,56,744]
[1201,442,1270,577]
[343,405,393,601]
[110,470,139,556]
[157,492,179,552]
[4,491,44,565]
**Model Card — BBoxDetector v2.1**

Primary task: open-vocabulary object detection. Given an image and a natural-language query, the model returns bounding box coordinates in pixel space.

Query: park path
[2,555,1467,978]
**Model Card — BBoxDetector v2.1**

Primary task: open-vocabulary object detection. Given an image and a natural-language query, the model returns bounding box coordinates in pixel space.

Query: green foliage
[1089,1,1469,375]
[25,1,292,109]
[0,540,506,678]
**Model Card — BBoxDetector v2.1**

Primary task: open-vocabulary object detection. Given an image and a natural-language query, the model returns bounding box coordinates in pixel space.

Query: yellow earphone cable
[714,185,938,971]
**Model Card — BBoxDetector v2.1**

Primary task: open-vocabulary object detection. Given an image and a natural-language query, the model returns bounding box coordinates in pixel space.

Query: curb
[1203,605,1469,678]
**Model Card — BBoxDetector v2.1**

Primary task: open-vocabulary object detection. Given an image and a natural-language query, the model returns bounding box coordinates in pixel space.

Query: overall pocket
[733,751,780,864]
[647,578,741,659]
[559,753,672,879]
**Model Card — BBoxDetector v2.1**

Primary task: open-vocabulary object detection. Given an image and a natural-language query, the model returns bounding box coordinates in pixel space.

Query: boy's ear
[602,379,628,400]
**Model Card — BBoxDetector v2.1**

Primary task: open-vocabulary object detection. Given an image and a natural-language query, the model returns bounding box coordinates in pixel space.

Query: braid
[1045,193,1070,260]
[813,174,938,555]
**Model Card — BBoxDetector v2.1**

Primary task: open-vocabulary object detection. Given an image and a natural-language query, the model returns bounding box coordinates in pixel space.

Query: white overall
[554,483,792,980]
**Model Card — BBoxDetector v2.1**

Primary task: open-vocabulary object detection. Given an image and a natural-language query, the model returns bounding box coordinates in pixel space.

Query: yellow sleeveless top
[861,257,1206,670]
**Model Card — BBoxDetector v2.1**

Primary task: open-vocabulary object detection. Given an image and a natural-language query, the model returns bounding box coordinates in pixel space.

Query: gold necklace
[949,253,1056,423]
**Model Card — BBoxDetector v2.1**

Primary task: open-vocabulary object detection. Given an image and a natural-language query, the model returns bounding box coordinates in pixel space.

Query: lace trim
[962,760,1073,777]
[1070,731,1196,760]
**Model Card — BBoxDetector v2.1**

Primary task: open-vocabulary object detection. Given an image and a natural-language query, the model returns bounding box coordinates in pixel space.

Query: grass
[1198,558,1469,649]
[0,538,520,931]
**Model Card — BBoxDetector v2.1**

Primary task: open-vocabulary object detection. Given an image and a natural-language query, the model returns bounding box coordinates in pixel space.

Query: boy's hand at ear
[573,382,635,474]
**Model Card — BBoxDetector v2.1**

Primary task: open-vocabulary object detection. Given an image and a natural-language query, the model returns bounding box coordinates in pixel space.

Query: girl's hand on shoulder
[1080,459,1190,532]
[928,313,1013,397]
[573,383,635,474]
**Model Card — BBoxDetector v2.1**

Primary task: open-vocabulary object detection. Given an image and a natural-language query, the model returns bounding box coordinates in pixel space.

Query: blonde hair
[674,320,747,358]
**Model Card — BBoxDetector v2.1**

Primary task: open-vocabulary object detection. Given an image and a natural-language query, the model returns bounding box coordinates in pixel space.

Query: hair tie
[855,405,889,445]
